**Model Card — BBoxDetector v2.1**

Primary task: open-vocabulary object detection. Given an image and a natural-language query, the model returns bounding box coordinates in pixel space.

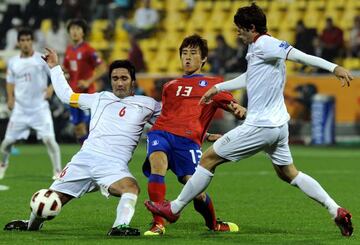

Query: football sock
[42,136,62,175]
[193,193,216,229]
[28,212,45,231]
[113,193,137,227]
[290,171,340,218]
[148,174,166,225]
[171,166,214,214]
[0,138,15,165]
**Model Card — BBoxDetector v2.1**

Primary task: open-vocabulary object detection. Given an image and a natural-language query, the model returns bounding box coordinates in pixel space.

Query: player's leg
[268,124,353,236]
[69,107,88,144]
[0,137,16,179]
[107,177,140,236]
[42,136,62,179]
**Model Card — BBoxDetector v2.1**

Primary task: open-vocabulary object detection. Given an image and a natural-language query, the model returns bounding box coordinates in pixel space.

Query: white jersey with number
[6,52,50,112]
[244,35,293,127]
[76,92,161,163]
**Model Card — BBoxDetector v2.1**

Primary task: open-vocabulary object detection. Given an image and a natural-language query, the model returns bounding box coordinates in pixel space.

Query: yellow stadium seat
[326,0,346,11]
[277,30,294,45]
[40,19,52,33]
[343,58,360,70]
[267,10,283,31]
[213,0,232,12]
[307,0,326,11]
[193,1,213,13]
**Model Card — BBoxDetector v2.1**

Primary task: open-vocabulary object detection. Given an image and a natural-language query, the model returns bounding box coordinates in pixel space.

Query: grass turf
[0,142,359,244]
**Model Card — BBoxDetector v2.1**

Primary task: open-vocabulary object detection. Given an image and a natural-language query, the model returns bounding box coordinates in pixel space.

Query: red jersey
[151,74,235,145]
[63,42,102,93]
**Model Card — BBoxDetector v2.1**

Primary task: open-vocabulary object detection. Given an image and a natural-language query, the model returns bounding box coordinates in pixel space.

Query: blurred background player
[142,34,245,236]
[145,3,353,237]
[63,18,107,144]
[0,28,61,180]
[4,49,161,236]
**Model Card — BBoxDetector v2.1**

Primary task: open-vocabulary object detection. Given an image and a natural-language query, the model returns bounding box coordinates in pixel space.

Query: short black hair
[109,60,136,82]
[234,3,267,34]
[67,18,88,36]
[17,27,33,41]
[179,34,208,67]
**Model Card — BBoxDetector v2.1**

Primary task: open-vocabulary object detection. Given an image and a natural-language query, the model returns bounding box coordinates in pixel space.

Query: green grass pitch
[0,142,359,244]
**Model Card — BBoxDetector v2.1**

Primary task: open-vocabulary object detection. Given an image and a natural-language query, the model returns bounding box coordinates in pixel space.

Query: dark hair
[109,60,136,82]
[234,3,267,34]
[67,18,88,36]
[17,27,33,41]
[179,34,208,67]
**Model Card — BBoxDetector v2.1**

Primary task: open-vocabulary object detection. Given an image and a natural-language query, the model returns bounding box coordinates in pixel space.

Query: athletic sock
[291,171,340,218]
[112,193,137,227]
[148,174,166,225]
[171,166,214,214]
[28,212,45,231]
[193,193,216,229]
[42,137,62,175]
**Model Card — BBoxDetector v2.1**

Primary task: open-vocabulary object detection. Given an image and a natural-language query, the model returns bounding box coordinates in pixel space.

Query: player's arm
[205,132,222,142]
[44,84,54,99]
[78,53,107,89]
[6,83,15,110]
[43,48,94,109]
[211,91,247,119]
[199,72,247,104]
[287,48,353,87]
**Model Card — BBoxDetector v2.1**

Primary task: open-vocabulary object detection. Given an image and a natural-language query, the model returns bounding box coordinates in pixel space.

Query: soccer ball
[30,189,62,220]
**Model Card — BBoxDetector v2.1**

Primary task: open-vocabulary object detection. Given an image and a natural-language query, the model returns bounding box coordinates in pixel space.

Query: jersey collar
[182,74,204,78]
[253,33,271,43]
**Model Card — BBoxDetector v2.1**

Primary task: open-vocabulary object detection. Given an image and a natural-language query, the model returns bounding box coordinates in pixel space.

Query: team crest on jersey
[279,41,290,49]
[77,52,82,60]
[198,80,208,87]
[151,140,159,146]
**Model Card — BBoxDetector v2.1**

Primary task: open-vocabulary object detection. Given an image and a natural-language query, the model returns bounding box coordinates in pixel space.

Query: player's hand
[334,66,353,87]
[206,133,222,142]
[42,48,59,68]
[229,101,247,119]
[199,86,219,104]
[7,98,14,110]
[44,86,54,99]
[78,80,91,89]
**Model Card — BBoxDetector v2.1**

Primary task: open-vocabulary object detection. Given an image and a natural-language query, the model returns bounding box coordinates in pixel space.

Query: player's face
[69,25,84,43]
[18,35,33,54]
[236,26,253,44]
[111,68,134,98]
[181,46,205,75]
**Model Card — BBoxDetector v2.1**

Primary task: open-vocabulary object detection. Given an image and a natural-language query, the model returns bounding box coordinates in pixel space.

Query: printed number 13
[176,86,193,96]
[189,149,202,164]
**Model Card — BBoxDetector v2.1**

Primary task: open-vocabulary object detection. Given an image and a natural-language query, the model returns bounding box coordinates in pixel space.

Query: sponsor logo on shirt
[199,80,208,87]
[152,140,159,146]
[279,41,290,49]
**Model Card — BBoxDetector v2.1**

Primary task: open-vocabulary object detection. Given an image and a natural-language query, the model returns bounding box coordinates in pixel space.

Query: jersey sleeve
[256,37,293,61]
[148,100,162,125]
[6,60,15,84]
[88,46,102,68]
[211,91,235,110]
[71,93,98,110]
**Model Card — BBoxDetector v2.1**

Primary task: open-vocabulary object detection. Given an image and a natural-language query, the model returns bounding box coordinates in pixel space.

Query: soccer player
[0,28,62,180]
[4,48,161,236]
[63,18,107,143]
[145,4,354,237]
[142,34,246,236]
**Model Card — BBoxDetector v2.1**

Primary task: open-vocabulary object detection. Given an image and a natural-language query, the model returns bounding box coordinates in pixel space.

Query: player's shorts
[213,123,293,165]
[4,106,55,140]
[142,130,202,181]
[50,150,134,198]
[68,107,90,125]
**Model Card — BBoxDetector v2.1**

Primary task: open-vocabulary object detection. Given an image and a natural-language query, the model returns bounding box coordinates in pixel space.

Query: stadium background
[0,1,359,244]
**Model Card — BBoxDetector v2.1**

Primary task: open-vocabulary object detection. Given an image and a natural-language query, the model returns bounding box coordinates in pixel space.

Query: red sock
[193,193,217,229]
[148,174,166,225]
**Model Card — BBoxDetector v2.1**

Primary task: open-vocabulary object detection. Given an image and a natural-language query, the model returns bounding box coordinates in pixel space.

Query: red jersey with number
[63,42,102,93]
[151,74,235,145]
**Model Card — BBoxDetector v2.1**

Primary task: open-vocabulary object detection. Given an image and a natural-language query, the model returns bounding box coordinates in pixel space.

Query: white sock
[42,137,62,175]
[291,171,340,218]
[28,212,46,231]
[112,193,137,227]
[171,165,214,214]
[0,138,15,165]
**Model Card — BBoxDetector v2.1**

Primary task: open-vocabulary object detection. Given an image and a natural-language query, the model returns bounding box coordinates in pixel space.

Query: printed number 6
[119,107,126,117]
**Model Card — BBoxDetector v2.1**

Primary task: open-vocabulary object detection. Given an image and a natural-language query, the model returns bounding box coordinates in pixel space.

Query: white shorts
[213,123,293,165]
[4,106,55,140]
[50,150,135,198]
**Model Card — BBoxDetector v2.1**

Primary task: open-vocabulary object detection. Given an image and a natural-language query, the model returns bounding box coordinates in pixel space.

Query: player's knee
[149,152,168,174]
[195,192,207,201]
[109,178,140,196]
[199,151,220,172]
[274,163,298,183]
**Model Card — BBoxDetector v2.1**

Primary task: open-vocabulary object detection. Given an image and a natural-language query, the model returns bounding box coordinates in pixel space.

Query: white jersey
[50,65,161,163]
[6,52,50,112]
[244,35,292,127]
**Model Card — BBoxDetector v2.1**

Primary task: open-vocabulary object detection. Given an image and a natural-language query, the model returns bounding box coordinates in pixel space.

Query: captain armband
[69,93,80,108]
